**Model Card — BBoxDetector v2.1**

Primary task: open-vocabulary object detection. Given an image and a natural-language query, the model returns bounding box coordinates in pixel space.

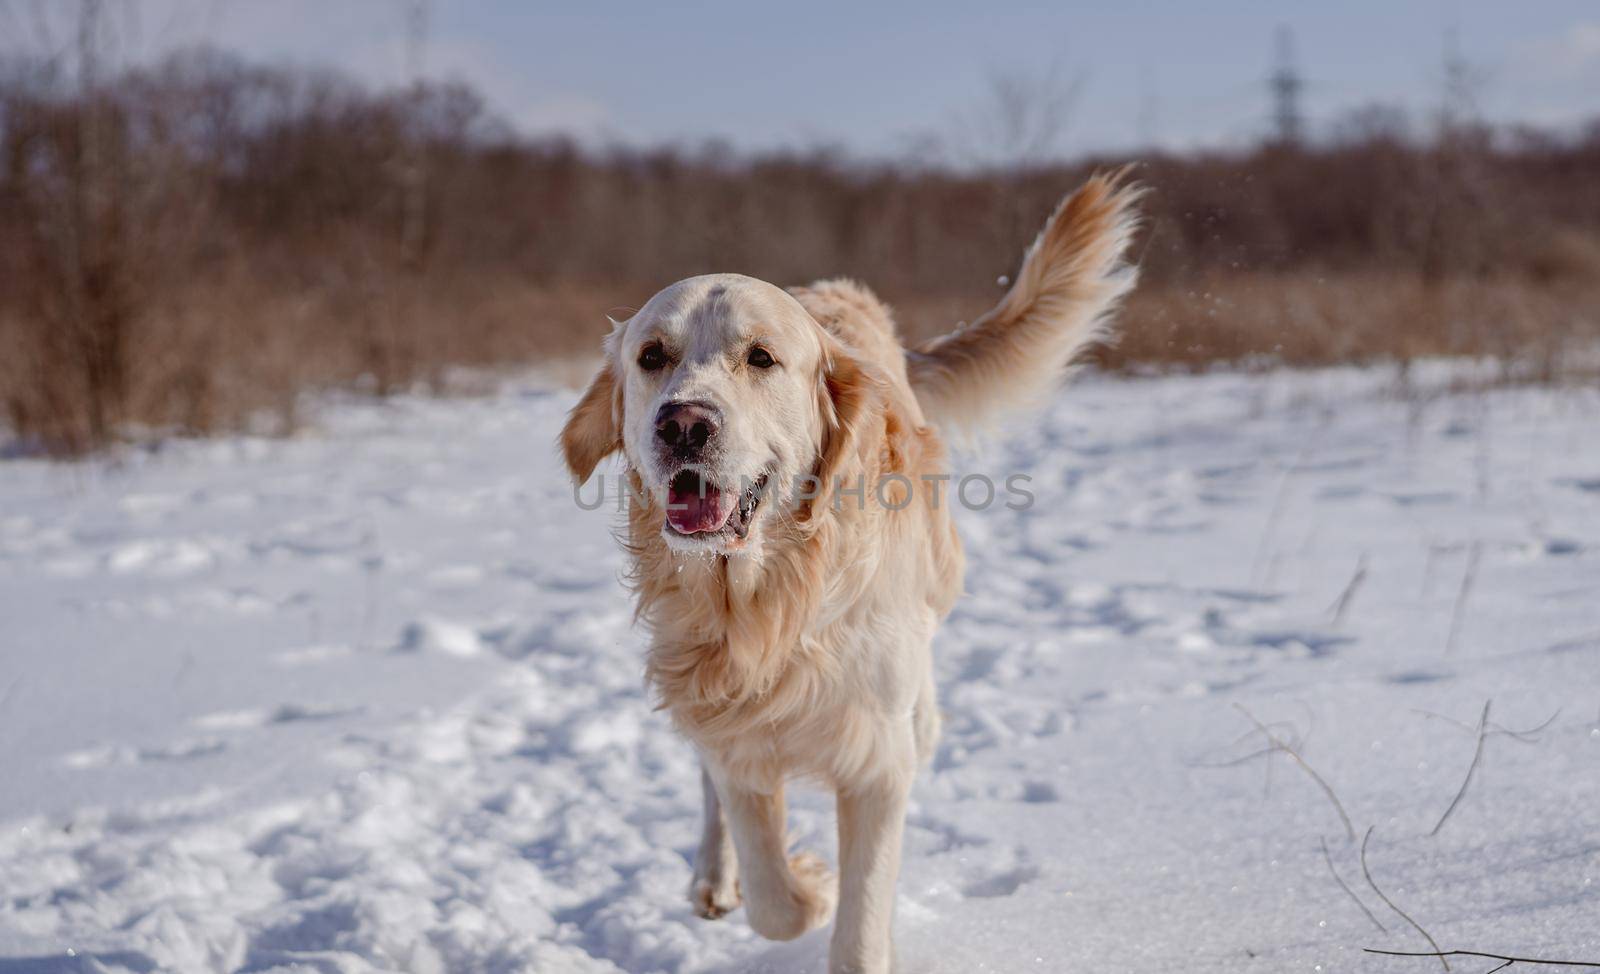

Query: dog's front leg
[689,762,741,919]
[710,770,836,941]
[829,756,915,974]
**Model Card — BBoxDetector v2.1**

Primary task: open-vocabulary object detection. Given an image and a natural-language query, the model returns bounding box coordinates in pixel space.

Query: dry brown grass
[0,271,620,449]
[887,268,1600,376]
[5,265,1596,455]
[3,50,1599,454]
[1109,271,1600,372]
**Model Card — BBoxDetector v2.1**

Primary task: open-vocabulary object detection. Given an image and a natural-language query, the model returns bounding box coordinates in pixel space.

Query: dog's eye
[746,346,776,369]
[638,343,667,371]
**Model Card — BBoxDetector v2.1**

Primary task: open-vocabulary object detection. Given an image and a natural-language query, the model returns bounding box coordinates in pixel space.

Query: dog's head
[561,274,874,557]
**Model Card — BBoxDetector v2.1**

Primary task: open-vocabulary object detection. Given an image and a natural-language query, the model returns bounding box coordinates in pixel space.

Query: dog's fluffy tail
[906,172,1142,435]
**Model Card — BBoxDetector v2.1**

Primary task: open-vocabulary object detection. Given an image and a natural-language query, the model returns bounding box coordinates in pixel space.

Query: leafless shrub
[2,42,1599,454]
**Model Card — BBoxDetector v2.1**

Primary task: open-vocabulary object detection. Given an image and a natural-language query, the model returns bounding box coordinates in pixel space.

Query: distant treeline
[3,50,1599,451]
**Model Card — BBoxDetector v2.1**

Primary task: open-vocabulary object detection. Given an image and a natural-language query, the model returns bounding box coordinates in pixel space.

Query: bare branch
[948,62,1087,170]
[1365,948,1600,969]
[1361,827,1449,971]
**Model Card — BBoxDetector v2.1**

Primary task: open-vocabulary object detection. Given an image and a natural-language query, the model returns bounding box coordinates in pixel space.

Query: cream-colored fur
[560,173,1140,974]
[908,170,1144,434]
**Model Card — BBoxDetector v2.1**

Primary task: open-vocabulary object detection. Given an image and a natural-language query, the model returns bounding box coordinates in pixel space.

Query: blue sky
[6,1,1599,158]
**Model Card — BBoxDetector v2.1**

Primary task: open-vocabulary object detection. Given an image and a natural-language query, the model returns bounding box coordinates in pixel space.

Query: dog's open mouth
[665,469,768,540]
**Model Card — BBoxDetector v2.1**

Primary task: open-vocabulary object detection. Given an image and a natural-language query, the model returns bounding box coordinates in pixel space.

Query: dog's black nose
[655,401,720,452]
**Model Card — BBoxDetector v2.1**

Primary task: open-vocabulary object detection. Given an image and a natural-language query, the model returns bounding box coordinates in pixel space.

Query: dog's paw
[744,852,837,940]
[787,851,838,931]
[689,874,742,920]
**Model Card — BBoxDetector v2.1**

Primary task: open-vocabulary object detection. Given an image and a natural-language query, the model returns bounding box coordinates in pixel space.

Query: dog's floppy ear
[561,363,621,483]
[561,324,626,483]
[804,335,881,520]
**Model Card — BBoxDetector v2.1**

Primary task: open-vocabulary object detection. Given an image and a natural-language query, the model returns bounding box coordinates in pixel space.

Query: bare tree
[947,62,1085,172]
[399,0,429,270]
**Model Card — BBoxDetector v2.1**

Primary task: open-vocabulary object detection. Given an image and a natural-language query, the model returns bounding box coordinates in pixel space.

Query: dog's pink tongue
[666,482,731,534]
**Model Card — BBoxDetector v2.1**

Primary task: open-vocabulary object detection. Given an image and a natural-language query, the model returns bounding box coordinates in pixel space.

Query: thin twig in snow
[1327,553,1369,625]
[1361,827,1448,972]
[1364,948,1600,969]
[1490,709,1561,742]
[1443,540,1482,654]
[1234,704,1355,842]
[1250,443,1312,588]
[1188,745,1282,769]
[1319,835,1386,933]
[1473,392,1492,503]
[1419,542,1443,599]
[1189,717,1308,769]
[1413,706,1560,744]
[1430,700,1491,836]
[1410,708,1476,733]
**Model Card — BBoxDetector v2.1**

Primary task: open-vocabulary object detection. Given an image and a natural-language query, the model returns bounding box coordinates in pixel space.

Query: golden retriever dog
[560,174,1140,973]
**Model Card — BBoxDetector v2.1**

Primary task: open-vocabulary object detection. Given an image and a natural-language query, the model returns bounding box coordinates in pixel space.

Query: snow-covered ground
[1,365,1597,974]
